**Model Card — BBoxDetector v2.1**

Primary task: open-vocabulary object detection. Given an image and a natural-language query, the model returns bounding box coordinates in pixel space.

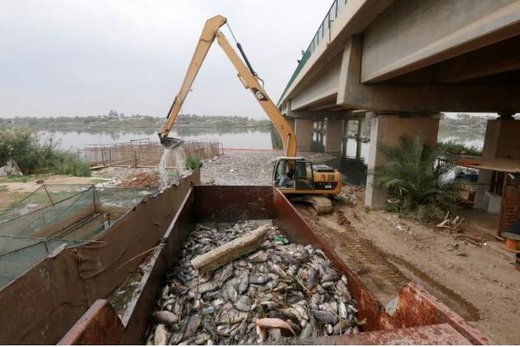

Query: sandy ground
[200,150,520,344]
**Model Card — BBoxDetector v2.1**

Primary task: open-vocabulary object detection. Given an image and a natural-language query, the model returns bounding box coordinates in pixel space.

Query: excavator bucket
[159,136,184,149]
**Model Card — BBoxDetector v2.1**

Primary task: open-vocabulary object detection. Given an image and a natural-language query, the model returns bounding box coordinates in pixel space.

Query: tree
[374,134,464,222]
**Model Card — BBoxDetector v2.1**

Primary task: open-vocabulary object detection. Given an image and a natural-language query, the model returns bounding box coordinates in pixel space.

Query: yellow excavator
[158,15,342,213]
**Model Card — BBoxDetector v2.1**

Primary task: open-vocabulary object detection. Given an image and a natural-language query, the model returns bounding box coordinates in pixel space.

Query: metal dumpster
[59,185,492,345]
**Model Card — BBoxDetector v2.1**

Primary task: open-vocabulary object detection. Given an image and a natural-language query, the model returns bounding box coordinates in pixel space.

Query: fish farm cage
[81,139,222,168]
[0,184,145,289]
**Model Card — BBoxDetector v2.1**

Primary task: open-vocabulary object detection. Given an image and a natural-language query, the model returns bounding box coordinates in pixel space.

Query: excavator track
[289,195,333,215]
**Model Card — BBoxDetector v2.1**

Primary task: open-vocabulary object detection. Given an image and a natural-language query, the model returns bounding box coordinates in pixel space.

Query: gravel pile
[201,150,337,186]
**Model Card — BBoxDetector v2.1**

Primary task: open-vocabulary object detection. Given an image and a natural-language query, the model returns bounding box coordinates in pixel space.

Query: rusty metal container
[58,185,492,345]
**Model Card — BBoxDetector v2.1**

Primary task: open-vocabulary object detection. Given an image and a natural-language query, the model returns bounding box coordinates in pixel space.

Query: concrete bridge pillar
[325,119,343,153]
[341,120,349,156]
[294,118,313,152]
[473,115,520,208]
[365,113,440,209]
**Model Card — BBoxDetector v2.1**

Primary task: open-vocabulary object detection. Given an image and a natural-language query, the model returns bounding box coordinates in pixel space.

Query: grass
[185,154,203,170]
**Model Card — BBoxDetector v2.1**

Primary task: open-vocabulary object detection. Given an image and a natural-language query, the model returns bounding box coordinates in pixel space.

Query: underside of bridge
[279,0,520,208]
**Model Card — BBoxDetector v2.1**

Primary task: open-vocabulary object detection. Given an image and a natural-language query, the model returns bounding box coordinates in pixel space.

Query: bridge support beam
[325,119,343,153]
[294,118,314,152]
[365,114,440,209]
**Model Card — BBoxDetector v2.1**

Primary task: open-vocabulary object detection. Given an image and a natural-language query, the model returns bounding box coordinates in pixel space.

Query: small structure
[454,157,520,238]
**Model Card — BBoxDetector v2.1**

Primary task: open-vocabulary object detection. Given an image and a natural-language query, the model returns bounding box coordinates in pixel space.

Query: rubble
[117,171,160,189]
[146,221,359,344]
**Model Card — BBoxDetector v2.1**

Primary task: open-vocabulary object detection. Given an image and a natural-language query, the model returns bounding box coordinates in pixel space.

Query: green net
[0,184,144,289]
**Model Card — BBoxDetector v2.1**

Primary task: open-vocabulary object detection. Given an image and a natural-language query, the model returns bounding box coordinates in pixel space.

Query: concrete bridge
[278,0,520,208]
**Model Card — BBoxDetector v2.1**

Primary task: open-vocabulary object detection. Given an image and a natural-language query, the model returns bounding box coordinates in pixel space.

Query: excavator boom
[158,15,297,157]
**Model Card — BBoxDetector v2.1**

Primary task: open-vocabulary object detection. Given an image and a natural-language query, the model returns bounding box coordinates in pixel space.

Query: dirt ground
[200,150,520,344]
[297,187,519,344]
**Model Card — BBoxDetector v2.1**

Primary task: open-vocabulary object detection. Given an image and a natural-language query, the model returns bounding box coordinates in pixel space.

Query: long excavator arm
[158,15,297,157]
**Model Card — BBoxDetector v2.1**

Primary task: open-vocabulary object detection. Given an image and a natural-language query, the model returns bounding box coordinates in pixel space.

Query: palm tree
[374,134,463,221]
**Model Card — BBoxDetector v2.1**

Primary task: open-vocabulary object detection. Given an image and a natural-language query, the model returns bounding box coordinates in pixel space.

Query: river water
[41,128,483,187]
[39,129,274,151]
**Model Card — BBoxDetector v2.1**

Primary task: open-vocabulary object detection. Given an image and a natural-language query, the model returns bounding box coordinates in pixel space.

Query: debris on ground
[146,220,359,345]
[0,159,23,177]
[117,171,160,189]
[436,212,464,231]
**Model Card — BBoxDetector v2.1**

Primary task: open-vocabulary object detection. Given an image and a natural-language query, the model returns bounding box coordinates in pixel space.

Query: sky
[0,0,334,119]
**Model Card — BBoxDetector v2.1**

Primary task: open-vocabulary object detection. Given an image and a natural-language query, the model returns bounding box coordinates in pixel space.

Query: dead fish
[268,328,283,342]
[338,301,348,319]
[249,250,269,263]
[312,310,338,325]
[260,300,281,311]
[223,285,238,303]
[321,269,340,283]
[278,307,299,320]
[234,295,253,312]
[238,271,249,295]
[268,262,287,278]
[193,331,211,345]
[250,275,269,285]
[153,310,179,325]
[335,280,352,301]
[325,324,334,335]
[348,304,358,313]
[202,305,218,315]
[307,268,319,289]
[217,308,249,324]
[218,263,234,283]
[203,319,218,341]
[198,281,219,294]
[256,318,295,335]
[300,323,314,339]
[322,281,335,289]
[184,315,202,339]
[153,324,168,345]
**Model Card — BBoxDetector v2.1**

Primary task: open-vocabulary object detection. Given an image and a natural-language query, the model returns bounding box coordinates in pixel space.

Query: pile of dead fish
[146,221,360,345]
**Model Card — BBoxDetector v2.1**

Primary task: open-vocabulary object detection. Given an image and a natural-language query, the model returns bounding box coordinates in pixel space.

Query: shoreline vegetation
[0,112,273,134]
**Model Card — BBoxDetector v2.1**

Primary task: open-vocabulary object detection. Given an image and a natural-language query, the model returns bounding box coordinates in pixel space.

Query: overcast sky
[0,0,334,119]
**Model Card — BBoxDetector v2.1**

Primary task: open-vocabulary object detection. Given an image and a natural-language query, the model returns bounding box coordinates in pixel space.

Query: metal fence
[278,0,349,104]
[82,139,222,168]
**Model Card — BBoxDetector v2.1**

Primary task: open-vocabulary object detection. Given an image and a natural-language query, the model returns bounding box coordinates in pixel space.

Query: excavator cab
[273,157,314,191]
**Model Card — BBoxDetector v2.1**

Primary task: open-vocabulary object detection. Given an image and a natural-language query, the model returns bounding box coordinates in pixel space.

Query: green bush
[374,134,464,222]
[185,154,203,170]
[438,141,481,156]
[0,129,91,177]
[53,152,92,177]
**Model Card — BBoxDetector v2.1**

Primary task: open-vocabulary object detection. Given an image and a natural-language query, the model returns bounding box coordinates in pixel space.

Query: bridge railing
[278,0,348,105]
